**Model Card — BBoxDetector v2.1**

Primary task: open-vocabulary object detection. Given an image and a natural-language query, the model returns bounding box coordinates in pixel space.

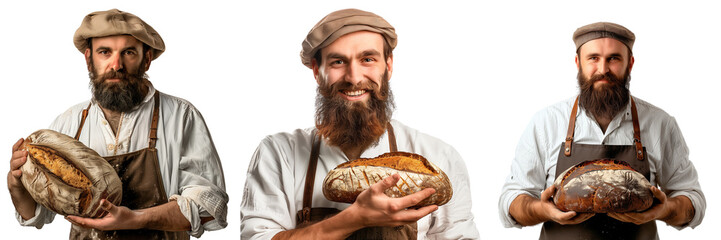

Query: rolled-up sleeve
[240,137,295,240]
[426,148,480,239]
[657,117,705,229]
[499,112,551,228]
[15,204,55,228]
[174,107,228,237]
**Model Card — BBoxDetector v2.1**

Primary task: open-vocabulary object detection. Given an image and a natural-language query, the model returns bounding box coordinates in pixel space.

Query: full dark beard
[89,58,149,113]
[315,70,394,153]
[577,66,631,120]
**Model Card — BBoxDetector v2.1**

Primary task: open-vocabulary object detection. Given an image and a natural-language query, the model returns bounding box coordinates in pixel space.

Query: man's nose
[109,53,123,72]
[344,61,363,85]
[597,60,609,75]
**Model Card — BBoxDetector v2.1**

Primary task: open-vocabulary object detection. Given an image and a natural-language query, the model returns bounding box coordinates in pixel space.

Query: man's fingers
[12,138,23,153]
[393,205,438,222]
[100,199,118,215]
[372,174,400,194]
[394,188,435,210]
[650,186,667,203]
[541,185,556,201]
[11,169,22,178]
[10,153,27,170]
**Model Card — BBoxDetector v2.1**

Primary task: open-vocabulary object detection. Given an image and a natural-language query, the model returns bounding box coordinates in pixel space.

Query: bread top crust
[559,159,636,187]
[25,144,92,189]
[335,152,438,175]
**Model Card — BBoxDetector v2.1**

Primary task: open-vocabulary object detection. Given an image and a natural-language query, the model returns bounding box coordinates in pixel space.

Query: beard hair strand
[577,66,631,120]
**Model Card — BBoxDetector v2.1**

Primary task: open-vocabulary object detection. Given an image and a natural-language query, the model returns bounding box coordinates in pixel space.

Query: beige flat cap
[300,8,397,68]
[74,9,165,60]
[573,22,635,52]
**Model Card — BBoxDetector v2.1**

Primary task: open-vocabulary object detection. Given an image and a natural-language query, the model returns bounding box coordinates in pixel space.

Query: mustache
[320,79,388,101]
[588,71,623,85]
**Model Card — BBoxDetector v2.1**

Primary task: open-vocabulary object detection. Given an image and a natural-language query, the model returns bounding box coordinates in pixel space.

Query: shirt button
[107,144,115,151]
[102,120,108,125]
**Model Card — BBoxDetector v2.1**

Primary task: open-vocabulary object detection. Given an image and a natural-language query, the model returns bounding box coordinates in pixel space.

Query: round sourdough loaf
[322,152,452,207]
[20,129,122,218]
[553,159,653,213]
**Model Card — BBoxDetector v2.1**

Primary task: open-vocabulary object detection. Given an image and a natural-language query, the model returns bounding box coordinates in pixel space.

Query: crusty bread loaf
[20,129,122,218]
[322,152,452,207]
[553,159,653,213]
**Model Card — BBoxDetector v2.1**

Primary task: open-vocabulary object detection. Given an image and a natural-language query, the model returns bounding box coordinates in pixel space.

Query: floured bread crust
[20,129,122,218]
[553,159,653,213]
[323,152,452,207]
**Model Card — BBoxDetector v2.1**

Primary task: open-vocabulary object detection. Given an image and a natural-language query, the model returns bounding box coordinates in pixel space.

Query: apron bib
[296,124,418,239]
[69,92,189,240]
[539,96,657,240]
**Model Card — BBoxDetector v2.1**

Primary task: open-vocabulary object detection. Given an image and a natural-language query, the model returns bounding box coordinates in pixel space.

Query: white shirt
[16,85,228,237]
[241,120,480,239]
[498,96,706,229]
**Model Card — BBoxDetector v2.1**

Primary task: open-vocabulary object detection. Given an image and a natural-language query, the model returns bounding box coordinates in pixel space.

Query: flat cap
[74,9,165,60]
[300,8,397,68]
[573,22,635,52]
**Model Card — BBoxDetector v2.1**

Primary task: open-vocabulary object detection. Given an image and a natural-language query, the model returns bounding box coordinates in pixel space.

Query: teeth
[344,90,366,97]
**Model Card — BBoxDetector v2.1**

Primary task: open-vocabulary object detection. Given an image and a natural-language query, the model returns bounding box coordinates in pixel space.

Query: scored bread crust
[20,129,122,218]
[553,159,653,213]
[322,152,452,207]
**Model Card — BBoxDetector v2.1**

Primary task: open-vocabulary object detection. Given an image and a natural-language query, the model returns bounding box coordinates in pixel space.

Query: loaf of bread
[553,159,653,213]
[322,152,452,207]
[20,129,122,218]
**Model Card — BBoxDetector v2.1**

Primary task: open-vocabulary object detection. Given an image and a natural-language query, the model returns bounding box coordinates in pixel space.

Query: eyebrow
[326,49,382,60]
[94,46,140,53]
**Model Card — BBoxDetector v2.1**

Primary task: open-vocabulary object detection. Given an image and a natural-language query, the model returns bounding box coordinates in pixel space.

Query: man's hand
[66,199,191,232]
[509,185,594,226]
[348,173,438,228]
[539,185,595,225]
[7,138,37,220]
[272,174,438,240]
[66,199,143,231]
[608,186,694,226]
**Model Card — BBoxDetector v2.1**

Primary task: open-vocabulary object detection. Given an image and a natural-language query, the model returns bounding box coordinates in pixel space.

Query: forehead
[320,31,385,57]
[90,35,143,49]
[579,38,630,57]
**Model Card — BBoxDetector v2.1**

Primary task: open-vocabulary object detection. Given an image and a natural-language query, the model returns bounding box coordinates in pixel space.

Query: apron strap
[149,91,160,149]
[387,122,397,152]
[299,131,321,224]
[630,97,644,160]
[74,102,92,140]
[564,95,644,160]
[564,96,580,156]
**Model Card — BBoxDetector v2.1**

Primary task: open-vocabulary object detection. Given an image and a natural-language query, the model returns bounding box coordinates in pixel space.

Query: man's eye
[362,58,375,62]
[123,51,137,56]
[331,60,344,65]
[98,50,109,55]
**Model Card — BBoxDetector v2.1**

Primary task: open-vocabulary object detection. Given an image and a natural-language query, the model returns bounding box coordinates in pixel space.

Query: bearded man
[499,22,706,239]
[7,9,228,239]
[240,9,479,239]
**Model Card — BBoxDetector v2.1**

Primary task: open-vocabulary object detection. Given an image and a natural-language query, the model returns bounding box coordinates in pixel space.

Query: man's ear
[385,55,394,81]
[628,56,635,72]
[144,50,152,71]
[311,58,321,85]
[574,54,579,69]
[84,48,92,72]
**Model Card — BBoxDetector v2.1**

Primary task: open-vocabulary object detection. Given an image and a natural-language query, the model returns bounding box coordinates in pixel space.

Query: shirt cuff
[667,191,705,230]
[15,204,54,228]
[171,185,229,237]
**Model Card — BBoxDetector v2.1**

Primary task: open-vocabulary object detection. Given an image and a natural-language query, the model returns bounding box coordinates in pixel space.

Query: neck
[99,106,122,136]
[594,115,612,133]
[342,147,364,161]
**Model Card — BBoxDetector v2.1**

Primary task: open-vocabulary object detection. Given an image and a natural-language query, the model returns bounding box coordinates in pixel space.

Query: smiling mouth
[342,90,367,97]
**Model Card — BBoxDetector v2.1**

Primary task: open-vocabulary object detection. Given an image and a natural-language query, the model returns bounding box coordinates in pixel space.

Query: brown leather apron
[540,96,657,240]
[69,92,189,240]
[296,124,418,239]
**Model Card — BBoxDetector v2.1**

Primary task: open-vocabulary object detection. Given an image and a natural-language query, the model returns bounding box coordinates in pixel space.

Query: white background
[1,0,718,239]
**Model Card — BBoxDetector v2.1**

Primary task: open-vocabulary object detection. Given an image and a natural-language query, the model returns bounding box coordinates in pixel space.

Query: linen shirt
[15,85,228,237]
[499,96,705,229]
[241,120,479,239]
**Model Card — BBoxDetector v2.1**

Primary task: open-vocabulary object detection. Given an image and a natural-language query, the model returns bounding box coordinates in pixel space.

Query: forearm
[661,195,694,227]
[137,201,191,231]
[509,194,547,226]
[272,205,363,240]
[11,188,37,220]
